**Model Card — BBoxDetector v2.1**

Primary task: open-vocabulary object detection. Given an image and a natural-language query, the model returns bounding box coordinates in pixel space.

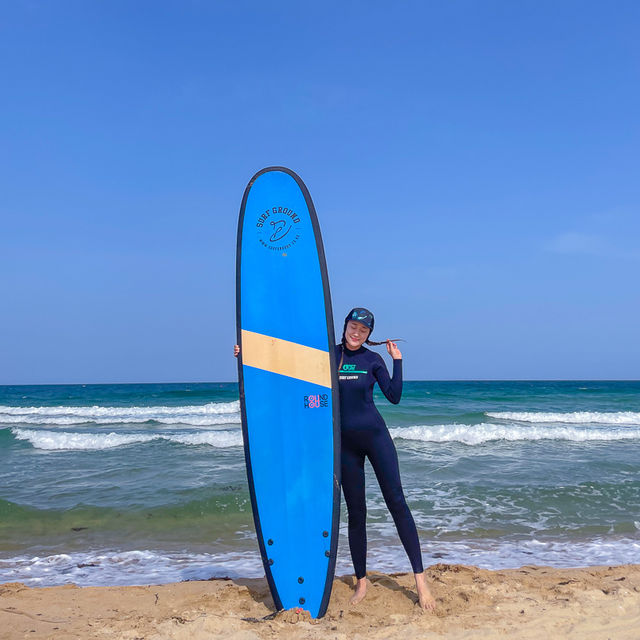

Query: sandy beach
[2,563,639,639]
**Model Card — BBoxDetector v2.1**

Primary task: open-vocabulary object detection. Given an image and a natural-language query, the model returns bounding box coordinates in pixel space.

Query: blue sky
[1,1,638,383]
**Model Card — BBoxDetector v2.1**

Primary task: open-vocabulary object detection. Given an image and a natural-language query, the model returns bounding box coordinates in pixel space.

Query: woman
[336,307,435,610]
[233,306,436,610]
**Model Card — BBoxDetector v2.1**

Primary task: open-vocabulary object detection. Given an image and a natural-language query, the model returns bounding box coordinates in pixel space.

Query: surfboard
[236,167,341,619]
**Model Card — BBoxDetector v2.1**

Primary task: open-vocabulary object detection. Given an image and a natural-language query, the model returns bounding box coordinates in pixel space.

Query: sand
[2,564,639,639]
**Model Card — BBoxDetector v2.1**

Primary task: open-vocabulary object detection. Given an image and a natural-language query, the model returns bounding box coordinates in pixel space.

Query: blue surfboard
[236,167,341,618]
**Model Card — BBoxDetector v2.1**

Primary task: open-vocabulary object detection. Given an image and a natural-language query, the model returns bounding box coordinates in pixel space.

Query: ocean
[1,380,639,587]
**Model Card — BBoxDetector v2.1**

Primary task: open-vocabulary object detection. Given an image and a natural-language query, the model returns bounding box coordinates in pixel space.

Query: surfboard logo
[269,219,291,242]
[304,393,328,409]
[256,206,302,252]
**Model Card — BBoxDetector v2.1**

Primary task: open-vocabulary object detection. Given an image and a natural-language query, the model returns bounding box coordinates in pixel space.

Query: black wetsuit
[336,344,424,579]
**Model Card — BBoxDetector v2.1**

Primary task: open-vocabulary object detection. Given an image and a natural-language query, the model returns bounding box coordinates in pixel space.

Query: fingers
[383,339,402,359]
[385,341,401,360]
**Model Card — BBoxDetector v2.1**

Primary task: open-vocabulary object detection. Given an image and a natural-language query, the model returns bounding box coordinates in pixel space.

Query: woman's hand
[386,340,402,360]
[233,344,240,358]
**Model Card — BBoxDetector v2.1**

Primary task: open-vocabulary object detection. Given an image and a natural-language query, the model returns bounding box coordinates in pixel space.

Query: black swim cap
[344,307,374,331]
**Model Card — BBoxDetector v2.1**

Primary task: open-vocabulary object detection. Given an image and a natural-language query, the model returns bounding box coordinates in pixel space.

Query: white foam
[168,431,244,448]
[11,428,244,451]
[487,411,640,425]
[2,535,640,587]
[0,549,263,587]
[389,423,640,445]
[362,536,640,573]
[0,401,241,427]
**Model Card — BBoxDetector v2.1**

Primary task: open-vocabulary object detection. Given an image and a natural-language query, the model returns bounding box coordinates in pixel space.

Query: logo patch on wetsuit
[340,364,367,373]
[339,364,367,380]
[304,393,328,408]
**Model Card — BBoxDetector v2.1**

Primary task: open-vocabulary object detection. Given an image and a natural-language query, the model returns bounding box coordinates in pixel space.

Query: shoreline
[2,563,639,639]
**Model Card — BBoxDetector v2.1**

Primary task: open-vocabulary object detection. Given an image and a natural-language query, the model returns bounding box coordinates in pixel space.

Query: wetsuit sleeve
[373,355,403,404]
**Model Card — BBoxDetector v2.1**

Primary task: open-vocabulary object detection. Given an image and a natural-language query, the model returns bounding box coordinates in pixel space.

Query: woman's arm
[374,341,403,404]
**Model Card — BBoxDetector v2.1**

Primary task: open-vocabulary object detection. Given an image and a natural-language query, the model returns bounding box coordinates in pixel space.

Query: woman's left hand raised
[386,340,402,360]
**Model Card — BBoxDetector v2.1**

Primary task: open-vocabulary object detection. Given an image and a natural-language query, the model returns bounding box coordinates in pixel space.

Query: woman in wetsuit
[233,307,436,610]
[337,307,435,610]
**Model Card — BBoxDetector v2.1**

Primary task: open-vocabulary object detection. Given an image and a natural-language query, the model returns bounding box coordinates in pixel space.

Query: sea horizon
[2,378,640,387]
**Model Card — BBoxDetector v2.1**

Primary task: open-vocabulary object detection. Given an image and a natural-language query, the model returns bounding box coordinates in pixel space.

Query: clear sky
[1,1,639,384]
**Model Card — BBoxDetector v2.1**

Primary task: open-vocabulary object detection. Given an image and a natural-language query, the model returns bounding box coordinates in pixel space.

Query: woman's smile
[345,320,370,350]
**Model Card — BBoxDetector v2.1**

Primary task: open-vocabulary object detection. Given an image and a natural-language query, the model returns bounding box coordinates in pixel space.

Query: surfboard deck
[236,167,340,619]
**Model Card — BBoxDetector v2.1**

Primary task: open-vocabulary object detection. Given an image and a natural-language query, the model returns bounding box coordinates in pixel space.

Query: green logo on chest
[339,364,368,374]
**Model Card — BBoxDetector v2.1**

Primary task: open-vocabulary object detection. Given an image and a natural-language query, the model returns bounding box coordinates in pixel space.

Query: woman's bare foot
[349,577,368,605]
[415,571,436,611]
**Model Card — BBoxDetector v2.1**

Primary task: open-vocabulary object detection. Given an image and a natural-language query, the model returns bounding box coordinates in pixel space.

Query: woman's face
[344,320,370,350]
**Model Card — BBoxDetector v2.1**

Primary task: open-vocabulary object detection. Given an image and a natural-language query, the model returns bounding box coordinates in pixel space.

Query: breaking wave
[11,428,243,450]
[390,423,640,445]
[0,402,240,427]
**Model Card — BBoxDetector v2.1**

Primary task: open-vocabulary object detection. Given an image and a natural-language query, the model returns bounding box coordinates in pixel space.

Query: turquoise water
[1,380,639,586]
